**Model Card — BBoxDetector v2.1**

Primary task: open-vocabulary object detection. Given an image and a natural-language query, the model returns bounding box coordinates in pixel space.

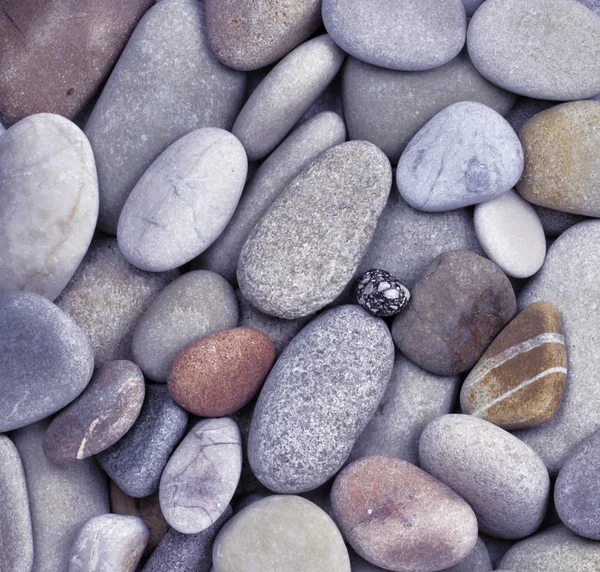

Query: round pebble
[355,269,410,317]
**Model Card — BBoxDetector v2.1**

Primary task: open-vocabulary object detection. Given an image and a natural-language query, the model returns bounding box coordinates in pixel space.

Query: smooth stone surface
[342,52,516,163]
[397,101,524,212]
[468,0,600,100]
[213,496,350,572]
[69,514,148,572]
[419,414,550,539]
[13,420,109,572]
[332,456,478,572]
[392,250,516,376]
[249,305,394,493]
[160,418,242,534]
[323,0,466,71]
[0,114,98,300]
[205,0,322,71]
[86,0,246,234]
[232,35,345,161]
[461,302,567,430]
[44,360,145,461]
[197,111,346,283]
[132,271,239,382]
[0,292,94,432]
[118,128,247,272]
[238,141,391,319]
[534,205,588,238]
[98,384,188,498]
[517,101,600,217]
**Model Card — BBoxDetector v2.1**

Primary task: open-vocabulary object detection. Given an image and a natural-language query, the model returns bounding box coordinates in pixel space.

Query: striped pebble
[460,302,567,430]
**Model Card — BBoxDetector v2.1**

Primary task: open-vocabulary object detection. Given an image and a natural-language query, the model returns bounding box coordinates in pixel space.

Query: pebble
[118,128,248,272]
[212,495,350,572]
[392,250,516,375]
[43,360,145,461]
[467,0,600,100]
[160,418,242,534]
[197,111,346,283]
[168,327,275,417]
[85,0,246,234]
[238,141,391,319]
[355,269,410,318]
[132,270,239,382]
[533,206,587,238]
[12,420,109,572]
[517,101,600,217]
[0,292,94,432]
[69,514,148,572]
[322,0,466,71]
[97,384,188,498]
[419,414,550,539]
[205,0,322,71]
[461,302,567,430]
[0,435,33,572]
[397,101,524,212]
[0,114,98,301]
[249,305,394,493]
[232,35,345,161]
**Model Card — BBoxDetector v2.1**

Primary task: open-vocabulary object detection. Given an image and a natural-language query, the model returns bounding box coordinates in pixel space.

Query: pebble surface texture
[212,495,350,572]
[419,414,550,539]
[0,292,94,432]
[322,0,466,71]
[397,101,524,212]
[467,0,600,100]
[332,456,478,572]
[232,35,345,161]
[0,113,98,301]
[205,0,322,71]
[132,270,239,382]
[355,269,410,318]
[43,360,145,461]
[238,141,391,319]
[392,250,516,376]
[159,418,242,534]
[517,101,600,217]
[249,305,394,493]
[98,384,188,498]
[118,128,247,272]
[85,0,246,234]
[461,302,567,430]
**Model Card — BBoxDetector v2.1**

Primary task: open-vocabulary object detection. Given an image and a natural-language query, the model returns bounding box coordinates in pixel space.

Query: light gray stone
[86,0,246,234]
[397,101,524,212]
[0,113,98,301]
[232,35,345,161]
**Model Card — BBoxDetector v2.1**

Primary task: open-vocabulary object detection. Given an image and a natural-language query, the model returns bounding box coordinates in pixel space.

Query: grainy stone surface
[578,0,600,14]
[534,205,587,238]
[355,269,410,318]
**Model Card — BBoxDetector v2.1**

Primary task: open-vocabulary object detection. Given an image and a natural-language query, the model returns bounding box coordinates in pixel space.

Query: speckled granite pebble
[355,269,410,317]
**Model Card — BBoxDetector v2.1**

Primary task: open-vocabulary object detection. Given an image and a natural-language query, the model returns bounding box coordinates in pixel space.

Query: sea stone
[132,270,239,382]
[0,113,98,300]
[159,418,242,534]
[97,384,188,498]
[397,101,524,212]
[322,0,466,71]
[43,360,145,461]
[238,141,391,319]
[461,302,567,430]
[392,250,516,376]
[332,456,478,572]
[232,35,345,161]
[85,0,246,234]
[0,291,94,432]
[517,101,600,217]
[419,414,550,539]
[212,496,350,572]
[248,305,394,493]
[355,269,410,318]
[342,52,516,163]
[197,111,346,283]
[467,0,600,100]
[168,328,275,417]
[205,0,322,71]
[118,128,247,272]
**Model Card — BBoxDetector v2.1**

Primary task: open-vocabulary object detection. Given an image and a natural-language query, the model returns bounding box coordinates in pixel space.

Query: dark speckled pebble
[356,269,410,317]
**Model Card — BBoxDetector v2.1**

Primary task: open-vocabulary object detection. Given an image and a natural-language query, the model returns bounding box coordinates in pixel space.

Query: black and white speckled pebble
[356,269,410,317]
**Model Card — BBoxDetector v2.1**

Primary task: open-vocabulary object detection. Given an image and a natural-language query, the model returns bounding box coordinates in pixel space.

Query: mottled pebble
[355,269,410,318]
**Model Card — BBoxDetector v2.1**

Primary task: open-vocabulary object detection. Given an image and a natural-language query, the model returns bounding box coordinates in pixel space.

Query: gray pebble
[533,205,588,238]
